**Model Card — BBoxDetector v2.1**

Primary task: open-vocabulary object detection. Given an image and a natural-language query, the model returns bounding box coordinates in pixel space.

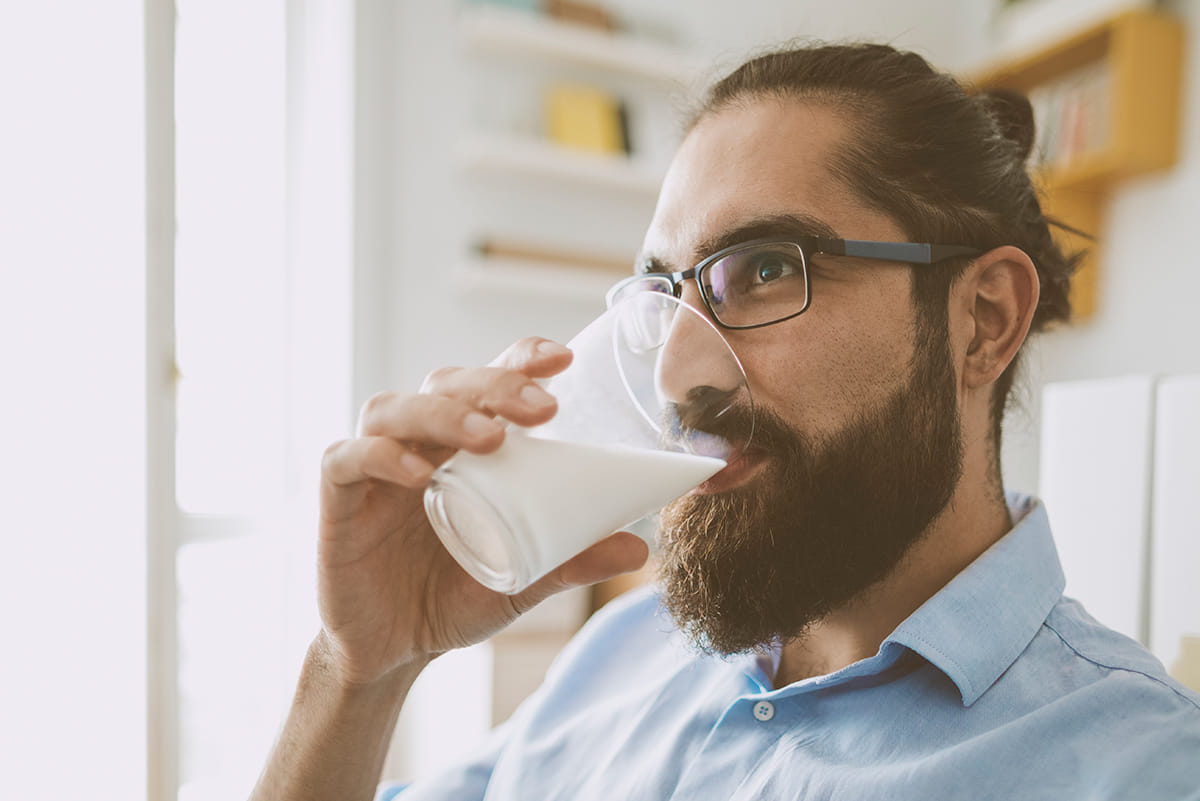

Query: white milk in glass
[426,428,725,593]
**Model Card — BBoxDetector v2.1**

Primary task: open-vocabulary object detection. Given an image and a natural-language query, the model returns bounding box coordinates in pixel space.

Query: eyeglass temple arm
[814,238,981,264]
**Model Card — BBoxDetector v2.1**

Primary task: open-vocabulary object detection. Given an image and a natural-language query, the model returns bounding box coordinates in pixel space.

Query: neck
[774,445,1011,687]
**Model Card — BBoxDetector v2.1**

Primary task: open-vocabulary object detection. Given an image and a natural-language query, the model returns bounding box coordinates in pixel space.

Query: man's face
[643,99,964,654]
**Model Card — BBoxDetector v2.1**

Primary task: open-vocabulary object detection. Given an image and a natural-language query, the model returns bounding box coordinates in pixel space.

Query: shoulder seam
[1042,621,1200,713]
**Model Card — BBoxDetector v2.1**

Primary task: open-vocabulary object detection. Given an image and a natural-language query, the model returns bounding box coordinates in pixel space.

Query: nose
[654,296,743,423]
[674,277,710,320]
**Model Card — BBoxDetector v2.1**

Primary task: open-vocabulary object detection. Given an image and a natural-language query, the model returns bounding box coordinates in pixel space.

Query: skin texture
[250,96,1040,800]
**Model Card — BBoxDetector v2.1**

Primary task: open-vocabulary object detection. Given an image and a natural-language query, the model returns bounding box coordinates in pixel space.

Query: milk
[424,428,725,593]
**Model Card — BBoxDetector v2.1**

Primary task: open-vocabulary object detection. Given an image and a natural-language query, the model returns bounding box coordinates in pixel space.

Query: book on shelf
[546,0,618,32]
[1027,61,1111,173]
[544,83,629,156]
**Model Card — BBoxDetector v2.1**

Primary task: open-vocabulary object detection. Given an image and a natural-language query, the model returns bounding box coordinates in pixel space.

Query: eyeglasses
[605,237,982,330]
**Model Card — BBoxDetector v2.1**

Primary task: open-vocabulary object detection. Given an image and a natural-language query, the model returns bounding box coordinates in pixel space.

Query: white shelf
[455,256,624,304]
[458,133,663,195]
[460,5,702,87]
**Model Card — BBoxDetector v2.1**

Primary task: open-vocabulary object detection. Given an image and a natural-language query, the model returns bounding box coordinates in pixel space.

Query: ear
[955,246,1040,392]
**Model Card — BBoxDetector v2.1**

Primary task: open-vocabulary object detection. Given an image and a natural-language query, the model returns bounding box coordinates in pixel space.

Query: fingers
[509,532,650,615]
[360,337,570,438]
[414,366,558,429]
[358,392,510,454]
[489,337,573,377]
[329,337,573,493]
[323,435,435,489]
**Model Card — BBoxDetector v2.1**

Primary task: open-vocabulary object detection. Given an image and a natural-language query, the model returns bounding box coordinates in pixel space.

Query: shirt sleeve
[376,586,664,801]
[373,713,515,801]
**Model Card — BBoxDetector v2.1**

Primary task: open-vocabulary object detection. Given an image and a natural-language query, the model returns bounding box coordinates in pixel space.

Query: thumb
[509,531,650,614]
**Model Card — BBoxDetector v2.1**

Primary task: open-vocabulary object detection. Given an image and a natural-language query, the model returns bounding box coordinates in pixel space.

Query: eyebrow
[637,213,842,275]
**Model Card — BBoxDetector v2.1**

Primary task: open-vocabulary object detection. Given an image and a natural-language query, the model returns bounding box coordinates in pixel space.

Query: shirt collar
[885,493,1065,707]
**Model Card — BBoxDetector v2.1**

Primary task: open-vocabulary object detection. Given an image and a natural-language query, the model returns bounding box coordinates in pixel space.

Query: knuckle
[361,436,393,467]
[321,439,350,471]
[418,395,475,440]
[357,391,396,435]
[489,369,532,401]
[359,390,390,419]
[419,365,460,394]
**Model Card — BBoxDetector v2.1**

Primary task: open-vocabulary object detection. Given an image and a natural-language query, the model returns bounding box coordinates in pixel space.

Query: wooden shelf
[460,4,702,86]
[455,255,624,304]
[458,132,664,195]
[972,9,1184,321]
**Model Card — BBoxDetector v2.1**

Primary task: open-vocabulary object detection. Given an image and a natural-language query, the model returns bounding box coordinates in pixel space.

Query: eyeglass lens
[703,242,808,327]
[610,242,809,328]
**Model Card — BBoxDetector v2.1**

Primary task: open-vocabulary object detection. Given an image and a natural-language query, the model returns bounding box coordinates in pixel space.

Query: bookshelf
[460,3,702,85]
[971,9,1183,321]
[457,4,696,290]
[458,132,663,196]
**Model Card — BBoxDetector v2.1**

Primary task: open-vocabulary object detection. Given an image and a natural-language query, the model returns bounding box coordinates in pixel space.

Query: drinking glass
[423,291,754,593]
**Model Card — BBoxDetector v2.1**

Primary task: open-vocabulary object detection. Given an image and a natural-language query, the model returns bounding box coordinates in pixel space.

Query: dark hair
[691,43,1081,455]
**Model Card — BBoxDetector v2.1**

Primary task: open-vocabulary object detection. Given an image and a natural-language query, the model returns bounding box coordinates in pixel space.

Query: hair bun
[980,88,1036,163]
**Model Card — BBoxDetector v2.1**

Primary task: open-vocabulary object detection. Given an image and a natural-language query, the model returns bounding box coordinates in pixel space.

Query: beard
[656,322,964,656]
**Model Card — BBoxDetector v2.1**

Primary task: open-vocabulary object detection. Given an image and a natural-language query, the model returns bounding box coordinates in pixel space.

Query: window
[150,1,355,798]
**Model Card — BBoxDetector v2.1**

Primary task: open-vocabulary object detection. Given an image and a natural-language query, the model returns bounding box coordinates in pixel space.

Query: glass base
[423,469,528,594]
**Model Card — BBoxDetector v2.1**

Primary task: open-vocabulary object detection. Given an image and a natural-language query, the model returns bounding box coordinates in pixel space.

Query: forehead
[642,99,902,267]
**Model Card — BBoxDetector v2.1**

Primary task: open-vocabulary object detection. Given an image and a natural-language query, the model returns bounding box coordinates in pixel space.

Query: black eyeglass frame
[606,236,983,330]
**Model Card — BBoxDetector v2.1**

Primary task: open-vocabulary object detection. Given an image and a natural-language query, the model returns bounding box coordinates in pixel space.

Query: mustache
[664,384,784,455]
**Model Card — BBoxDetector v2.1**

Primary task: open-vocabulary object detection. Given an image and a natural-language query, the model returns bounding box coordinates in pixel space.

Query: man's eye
[749,255,799,285]
[755,259,785,283]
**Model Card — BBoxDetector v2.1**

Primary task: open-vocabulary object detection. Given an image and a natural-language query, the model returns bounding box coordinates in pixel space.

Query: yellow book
[544,84,624,155]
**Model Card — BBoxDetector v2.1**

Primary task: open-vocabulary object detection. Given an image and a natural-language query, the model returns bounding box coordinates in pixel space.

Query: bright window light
[173,1,291,799]
[174,0,287,517]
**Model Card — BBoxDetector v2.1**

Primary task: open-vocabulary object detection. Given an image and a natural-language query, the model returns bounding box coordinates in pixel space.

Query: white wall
[998,0,1200,493]
[608,0,987,74]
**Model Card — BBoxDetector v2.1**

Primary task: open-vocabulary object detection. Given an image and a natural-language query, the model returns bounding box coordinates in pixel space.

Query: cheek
[732,303,915,434]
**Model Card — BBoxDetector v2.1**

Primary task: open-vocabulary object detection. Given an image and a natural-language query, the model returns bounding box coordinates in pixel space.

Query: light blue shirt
[383,495,1200,800]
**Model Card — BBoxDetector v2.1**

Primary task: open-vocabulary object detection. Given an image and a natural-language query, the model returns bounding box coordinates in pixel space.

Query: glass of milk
[423,291,754,594]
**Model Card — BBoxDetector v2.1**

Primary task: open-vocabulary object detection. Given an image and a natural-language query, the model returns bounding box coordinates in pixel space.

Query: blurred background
[1,1,1198,799]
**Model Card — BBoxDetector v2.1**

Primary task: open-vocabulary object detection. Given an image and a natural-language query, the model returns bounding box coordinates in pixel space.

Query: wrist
[309,630,433,697]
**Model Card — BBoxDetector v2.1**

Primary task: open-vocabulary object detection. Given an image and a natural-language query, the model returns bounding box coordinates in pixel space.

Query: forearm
[250,632,432,801]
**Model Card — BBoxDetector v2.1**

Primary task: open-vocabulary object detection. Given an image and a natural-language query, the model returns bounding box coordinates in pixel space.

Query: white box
[1039,375,1156,642]
[1149,376,1200,668]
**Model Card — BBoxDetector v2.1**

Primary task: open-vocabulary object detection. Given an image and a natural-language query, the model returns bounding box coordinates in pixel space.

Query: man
[251,44,1200,800]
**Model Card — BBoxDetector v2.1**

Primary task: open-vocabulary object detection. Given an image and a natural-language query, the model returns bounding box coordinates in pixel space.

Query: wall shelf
[458,132,663,195]
[971,9,1184,321]
[456,5,692,302]
[455,255,624,304]
[460,4,701,86]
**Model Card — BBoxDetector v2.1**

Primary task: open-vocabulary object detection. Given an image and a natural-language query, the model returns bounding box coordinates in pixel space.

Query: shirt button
[752,701,775,722]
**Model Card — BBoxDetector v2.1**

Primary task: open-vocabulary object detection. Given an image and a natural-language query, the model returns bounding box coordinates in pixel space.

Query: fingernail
[464,412,502,438]
[520,383,555,410]
[536,340,570,357]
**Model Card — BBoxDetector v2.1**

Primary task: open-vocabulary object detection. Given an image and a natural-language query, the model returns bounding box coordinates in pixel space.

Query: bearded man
[251,44,1200,801]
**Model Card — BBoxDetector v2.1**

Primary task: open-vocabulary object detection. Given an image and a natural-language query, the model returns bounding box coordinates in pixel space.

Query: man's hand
[250,338,648,801]
[315,336,650,688]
